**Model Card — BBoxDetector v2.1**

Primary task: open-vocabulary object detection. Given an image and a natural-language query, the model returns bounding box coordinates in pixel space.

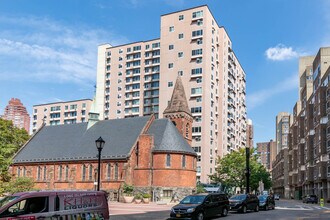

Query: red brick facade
[11,116,197,201]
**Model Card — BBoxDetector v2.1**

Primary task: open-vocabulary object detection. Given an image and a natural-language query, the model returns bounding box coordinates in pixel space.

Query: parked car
[229,194,259,213]
[258,195,275,210]
[0,190,109,219]
[274,194,280,200]
[170,193,229,220]
[302,195,318,204]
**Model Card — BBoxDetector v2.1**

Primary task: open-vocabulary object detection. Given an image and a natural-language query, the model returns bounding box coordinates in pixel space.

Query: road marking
[276,206,313,211]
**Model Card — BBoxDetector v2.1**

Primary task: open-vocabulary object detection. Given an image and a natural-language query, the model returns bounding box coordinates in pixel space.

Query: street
[109,199,330,220]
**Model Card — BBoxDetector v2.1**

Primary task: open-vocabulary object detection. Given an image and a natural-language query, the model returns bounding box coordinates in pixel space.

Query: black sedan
[229,194,259,213]
[302,195,318,204]
[258,195,275,210]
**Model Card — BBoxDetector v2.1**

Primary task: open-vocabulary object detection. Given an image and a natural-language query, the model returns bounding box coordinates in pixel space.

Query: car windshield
[258,196,267,201]
[230,195,246,200]
[180,195,206,204]
[0,196,19,208]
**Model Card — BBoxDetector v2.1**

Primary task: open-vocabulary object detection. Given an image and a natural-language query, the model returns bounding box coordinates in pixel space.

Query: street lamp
[95,136,105,191]
[246,147,250,194]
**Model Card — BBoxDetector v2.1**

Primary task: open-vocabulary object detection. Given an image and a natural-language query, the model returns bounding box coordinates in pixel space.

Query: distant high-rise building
[32,99,93,133]
[95,5,247,183]
[276,112,292,152]
[2,98,30,133]
[256,139,276,171]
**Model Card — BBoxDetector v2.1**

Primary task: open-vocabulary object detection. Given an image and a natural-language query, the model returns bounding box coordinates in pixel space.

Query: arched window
[65,165,69,181]
[182,155,186,168]
[43,166,47,180]
[37,166,41,181]
[17,167,21,177]
[166,154,171,167]
[89,164,93,181]
[58,165,63,181]
[106,163,111,180]
[114,163,118,180]
[82,165,86,181]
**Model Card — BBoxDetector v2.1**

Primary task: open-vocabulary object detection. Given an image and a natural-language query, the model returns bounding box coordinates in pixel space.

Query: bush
[123,183,134,196]
[135,193,143,199]
[0,177,36,195]
[143,193,151,198]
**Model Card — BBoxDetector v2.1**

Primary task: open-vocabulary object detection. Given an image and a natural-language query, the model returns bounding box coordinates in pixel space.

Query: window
[37,166,41,181]
[179,33,184,39]
[58,165,62,181]
[197,39,203,45]
[178,52,183,58]
[182,155,186,168]
[106,163,111,180]
[196,78,202,83]
[192,30,203,37]
[88,164,93,181]
[133,45,141,51]
[152,42,160,48]
[166,154,171,167]
[169,26,174,32]
[178,71,183,76]
[65,165,69,181]
[0,197,48,217]
[168,63,173,68]
[82,165,86,181]
[43,166,47,180]
[192,10,203,18]
[192,126,202,133]
[168,81,173,87]
[191,87,202,95]
[192,49,203,56]
[169,44,174,50]
[191,107,202,113]
[163,190,173,198]
[193,146,201,153]
[191,68,203,75]
[179,15,184,20]
[114,163,118,180]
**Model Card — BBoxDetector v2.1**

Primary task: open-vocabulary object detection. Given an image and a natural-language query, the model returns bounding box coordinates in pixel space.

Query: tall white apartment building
[32,99,93,132]
[95,5,247,183]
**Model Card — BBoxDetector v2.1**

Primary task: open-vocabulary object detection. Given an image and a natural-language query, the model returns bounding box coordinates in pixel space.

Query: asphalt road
[109,199,330,220]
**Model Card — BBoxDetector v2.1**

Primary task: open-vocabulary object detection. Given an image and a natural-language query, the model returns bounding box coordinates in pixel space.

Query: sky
[0,0,329,145]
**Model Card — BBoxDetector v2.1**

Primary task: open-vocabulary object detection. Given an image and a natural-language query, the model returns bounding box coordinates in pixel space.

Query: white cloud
[265,44,301,61]
[0,15,128,85]
[247,74,298,110]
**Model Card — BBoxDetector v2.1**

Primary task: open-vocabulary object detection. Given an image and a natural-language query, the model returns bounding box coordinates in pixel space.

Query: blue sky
[0,0,329,145]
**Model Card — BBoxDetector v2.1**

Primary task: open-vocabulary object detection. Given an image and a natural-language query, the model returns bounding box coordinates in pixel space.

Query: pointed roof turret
[163,76,191,116]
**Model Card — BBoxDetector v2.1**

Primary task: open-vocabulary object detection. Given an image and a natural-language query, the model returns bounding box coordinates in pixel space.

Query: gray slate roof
[13,116,195,164]
[147,119,195,155]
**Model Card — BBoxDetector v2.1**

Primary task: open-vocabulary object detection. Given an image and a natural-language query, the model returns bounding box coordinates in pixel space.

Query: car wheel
[221,207,228,217]
[241,205,247,213]
[196,212,204,220]
[265,204,269,211]
[255,205,259,212]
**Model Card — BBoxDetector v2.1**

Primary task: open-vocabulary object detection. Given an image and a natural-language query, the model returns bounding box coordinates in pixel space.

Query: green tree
[4,177,35,194]
[209,148,272,193]
[0,118,29,183]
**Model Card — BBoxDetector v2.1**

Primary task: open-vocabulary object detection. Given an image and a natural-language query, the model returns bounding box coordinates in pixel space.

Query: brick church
[11,77,197,201]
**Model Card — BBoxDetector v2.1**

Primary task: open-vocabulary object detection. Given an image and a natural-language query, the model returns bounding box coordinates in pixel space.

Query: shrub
[122,183,134,196]
[135,193,143,199]
[143,193,151,198]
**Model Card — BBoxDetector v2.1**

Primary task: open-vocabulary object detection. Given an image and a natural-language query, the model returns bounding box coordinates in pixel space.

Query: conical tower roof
[164,76,191,116]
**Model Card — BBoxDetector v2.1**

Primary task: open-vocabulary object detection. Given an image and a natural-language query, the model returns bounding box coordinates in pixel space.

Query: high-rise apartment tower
[2,98,30,133]
[95,5,247,183]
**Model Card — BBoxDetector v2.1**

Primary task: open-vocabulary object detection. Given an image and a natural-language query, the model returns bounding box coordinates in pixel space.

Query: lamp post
[95,136,105,191]
[246,147,250,194]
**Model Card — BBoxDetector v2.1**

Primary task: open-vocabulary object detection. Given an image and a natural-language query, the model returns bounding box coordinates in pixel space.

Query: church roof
[147,119,195,154]
[163,76,191,116]
[13,116,195,164]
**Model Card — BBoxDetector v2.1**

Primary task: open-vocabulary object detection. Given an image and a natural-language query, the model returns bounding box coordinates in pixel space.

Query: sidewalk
[282,198,330,208]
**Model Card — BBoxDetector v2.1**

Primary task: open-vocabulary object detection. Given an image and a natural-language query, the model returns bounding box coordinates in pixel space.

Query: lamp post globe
[95,136,105,191]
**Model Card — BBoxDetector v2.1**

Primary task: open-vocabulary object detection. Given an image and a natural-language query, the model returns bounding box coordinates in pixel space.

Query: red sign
[8,216,36,220]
